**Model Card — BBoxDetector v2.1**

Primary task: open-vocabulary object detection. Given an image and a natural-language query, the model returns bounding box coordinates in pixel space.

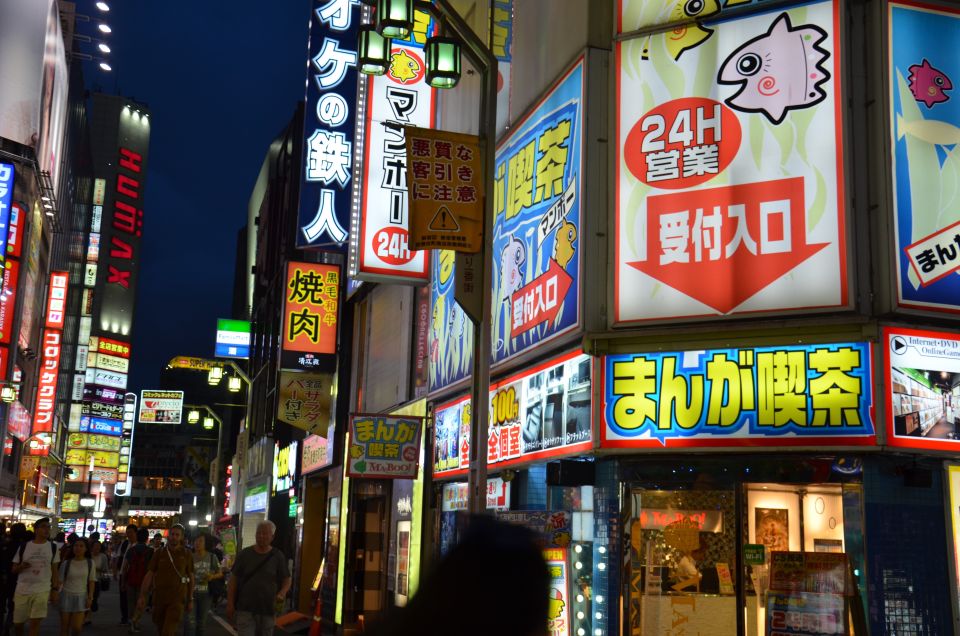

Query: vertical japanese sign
[890,2,960,313]
[0,162,13,261]
[347,414,423,479]
[352,9,436,283]
[884,326,960,451]
[616,1,847,322]
[299,0,360,250]
[0,258,19,343]
[406,128,483,252]
[276,370,334,434]
[428,250,473,393]
[544,548,570,636]
[33,273,69,435]
[491,0,513,133]
[602,342,875,448]
[492,58,583,366]
[282,262,339,370]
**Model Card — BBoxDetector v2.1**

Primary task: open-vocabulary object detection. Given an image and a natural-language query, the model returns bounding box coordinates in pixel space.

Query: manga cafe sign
[616,1,847,322]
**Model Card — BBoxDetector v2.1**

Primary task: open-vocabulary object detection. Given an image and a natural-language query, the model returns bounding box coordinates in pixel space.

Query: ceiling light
[98,43,111,53]
[99,62,112,72]
[98,24,111,33]
[96,2,110,10]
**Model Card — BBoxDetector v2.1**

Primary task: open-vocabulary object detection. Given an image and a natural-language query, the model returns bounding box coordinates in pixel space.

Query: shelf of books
[891,367,944,436]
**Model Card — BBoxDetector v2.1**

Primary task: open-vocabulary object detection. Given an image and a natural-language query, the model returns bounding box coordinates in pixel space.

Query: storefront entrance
[621,456,865,636]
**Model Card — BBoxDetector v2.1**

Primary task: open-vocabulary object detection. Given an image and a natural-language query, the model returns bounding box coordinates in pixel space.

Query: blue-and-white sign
[0,163,13,261]
[298,0,360,251]
[82,416,122,437]
[491,58,583,366]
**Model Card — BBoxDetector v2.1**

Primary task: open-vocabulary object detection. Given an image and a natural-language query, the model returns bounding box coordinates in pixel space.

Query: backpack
[125,545,151,587]
[16,541,57,564]
[63,557,92,582]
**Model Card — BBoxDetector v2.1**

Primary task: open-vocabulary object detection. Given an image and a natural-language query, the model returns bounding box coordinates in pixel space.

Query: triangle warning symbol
[428,206,460,232]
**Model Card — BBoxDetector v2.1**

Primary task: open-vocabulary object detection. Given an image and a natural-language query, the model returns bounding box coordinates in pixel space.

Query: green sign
[744,543,766,566]
[215,318,251,359]
[288,496,298,518]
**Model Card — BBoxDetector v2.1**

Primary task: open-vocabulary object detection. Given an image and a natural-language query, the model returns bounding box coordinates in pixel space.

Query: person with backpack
[226,521,290,636]
[120,528,153,634]
[56,538,95,636]
[136,524,194,636]
[11,518,60,636]
[187,534,221,636]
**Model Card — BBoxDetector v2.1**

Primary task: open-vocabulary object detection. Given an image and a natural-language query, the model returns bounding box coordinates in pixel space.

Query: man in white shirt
[11,518,60,636]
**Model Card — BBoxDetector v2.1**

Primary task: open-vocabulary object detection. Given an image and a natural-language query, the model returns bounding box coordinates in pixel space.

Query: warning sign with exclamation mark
[429,206,461,232]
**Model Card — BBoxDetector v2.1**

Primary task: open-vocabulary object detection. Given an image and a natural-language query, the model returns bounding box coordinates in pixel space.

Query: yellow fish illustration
[897,114,960,146]
[642,0,721,61]
[389,49,421,84]
[552,221,577,270]
[349,444,364,459]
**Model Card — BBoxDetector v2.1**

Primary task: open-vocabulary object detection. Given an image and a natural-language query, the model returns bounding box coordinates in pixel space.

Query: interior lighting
[424,37,461,89]
[376,0,413,39]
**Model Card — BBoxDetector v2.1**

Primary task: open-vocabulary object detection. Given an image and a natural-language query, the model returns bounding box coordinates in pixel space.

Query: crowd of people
[0,519,290,636]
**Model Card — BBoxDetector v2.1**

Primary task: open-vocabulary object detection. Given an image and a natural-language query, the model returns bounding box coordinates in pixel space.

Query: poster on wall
[351,10,436,283]
[946,464,960,623]
[602,342,875,448]
[429,250,473,393]
[616,0,848,323]
[434,351,592,478]
[889,2,960,313]
[492,57,583,366]
[884,326,960,450]
[347,414,423,479]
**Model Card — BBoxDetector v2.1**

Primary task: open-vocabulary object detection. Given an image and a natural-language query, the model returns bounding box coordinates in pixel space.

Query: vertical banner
[0,162,12,260]
[406,128,483,252]
[491,0,513,133]
[299,0,360,250]
[616,1,847,322]
[890,2,960,313]
[492,58,583,366]
[352,11,436,283]
[282,262,340,370]
[429,250,473,393]
[32,272,69,436]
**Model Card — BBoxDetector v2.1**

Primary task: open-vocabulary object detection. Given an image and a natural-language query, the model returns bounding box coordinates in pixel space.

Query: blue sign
[603,342,875,447]
[0,162,13,261]
[891,2,960,312]
[491,59,583,366]
[428,250,473,393]
[297,0,360,251]
[82,416,122,437]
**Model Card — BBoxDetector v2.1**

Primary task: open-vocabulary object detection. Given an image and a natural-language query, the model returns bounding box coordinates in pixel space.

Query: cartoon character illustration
[908,59,953,109]
[430,293,444,365]
[641,0,721,60]
[447,302,465,340]
[897,115,960,146]
[718,12,830,125]
[350,444,364,459]
[498,235,526,304]
[547,589,566,621]
[552,220,577,270]
[389,49,421,84]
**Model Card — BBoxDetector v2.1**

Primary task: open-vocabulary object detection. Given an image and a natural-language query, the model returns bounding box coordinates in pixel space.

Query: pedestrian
[87,540,108,619]
[57,537,95,636]
[136,525,193,636]
[115,525,137,625]
[187,535,221,636]
[11,518,60,636]
[226,521,290,636]
[151,534,163,551]
[0,522,23,636]
[120,528,153,633]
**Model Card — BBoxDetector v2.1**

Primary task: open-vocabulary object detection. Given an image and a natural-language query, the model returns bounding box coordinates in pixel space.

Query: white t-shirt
[59,558,96,596]
[14,541,60,595]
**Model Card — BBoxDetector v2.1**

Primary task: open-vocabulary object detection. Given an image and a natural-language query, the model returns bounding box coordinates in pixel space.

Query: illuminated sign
[616,1,847,323]
[167,356,218,372]
[7,401,30,442]
[82,385,124,404]
[91,336,131,359]
[32,329,62,434]
[0,259,19,344]
[137,390,184,424]
[272,441,299,494]
[301,426,334,474]
[434,350,592,477]
[6,202,22,259]
[116,393,137,493]
[890,2,960,313]
[44,271,68,329]
[277,371,334,434]
[347,415,422,479]
[351,25,436,283]
[492,58,583,366]
[282,261,339,369]
[0,163,12,260]
[82,400,124,420]
[492,0,513,132]
[885,326,960,451]
[298,0,360,251]
[65,449,120,469]
[67,433,121,452]
[215,318,250,359]
[88,352,129,374]
[244,484,268,513]
[87,368,127,390]
[428,250,473,392]
[440,478,511,512]
[62,493,79,513]
[602,342,875,448]
[81,416,122,437]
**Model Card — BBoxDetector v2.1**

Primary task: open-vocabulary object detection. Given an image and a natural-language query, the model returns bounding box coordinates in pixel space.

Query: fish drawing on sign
[908,59,953,109]
[389,49,421,84]
[552,220,577,270]
[498,235,526,305]
[718,12,830,125]
[640,0,721,60]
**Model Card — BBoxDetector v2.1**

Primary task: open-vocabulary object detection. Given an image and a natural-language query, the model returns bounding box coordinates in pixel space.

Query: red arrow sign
[510,259,574,338]
[627,178,829,314]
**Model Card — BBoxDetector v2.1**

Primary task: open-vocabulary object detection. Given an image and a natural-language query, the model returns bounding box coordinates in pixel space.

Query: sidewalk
[34,586,235,636]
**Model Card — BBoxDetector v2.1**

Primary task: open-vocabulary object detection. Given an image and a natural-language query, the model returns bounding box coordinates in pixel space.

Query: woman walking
[58,538,96,636]
[87,540,109,621]
[188,535,222,636]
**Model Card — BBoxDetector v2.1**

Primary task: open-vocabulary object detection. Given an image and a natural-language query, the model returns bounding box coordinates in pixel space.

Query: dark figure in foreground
[372,516,550,636]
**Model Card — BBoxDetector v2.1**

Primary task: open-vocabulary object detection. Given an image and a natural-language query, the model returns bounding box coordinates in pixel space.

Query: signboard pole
[429,0,499,516]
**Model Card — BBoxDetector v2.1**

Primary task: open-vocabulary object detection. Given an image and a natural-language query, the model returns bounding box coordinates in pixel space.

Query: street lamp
[79,495,96,507]
[0,385,16,404]
[227,375,242,393]
[187,410,200,424]
[207,366,223,385]
[203,416,214,431]
[358,25,391,75]
[376,0,414,38]
[424,36,461,88]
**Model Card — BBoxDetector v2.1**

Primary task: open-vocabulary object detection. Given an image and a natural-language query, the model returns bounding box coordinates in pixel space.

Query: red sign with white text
[0,259,19,344]
[32,330,62,434]
[45,271,69,329]
[6,202,23,259]
[510,260,574,338]
[93,336,131,359]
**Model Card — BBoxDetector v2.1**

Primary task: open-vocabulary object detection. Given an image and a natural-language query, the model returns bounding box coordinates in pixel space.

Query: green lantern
[377,0,414,39]
[425,36,461,89]
[358,25,391,76]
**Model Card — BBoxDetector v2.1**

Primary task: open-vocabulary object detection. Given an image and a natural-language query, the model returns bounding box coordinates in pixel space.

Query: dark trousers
[119,577,128,622]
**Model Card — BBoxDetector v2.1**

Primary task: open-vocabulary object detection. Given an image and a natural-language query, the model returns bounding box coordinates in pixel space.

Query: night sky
[95,1,311,391]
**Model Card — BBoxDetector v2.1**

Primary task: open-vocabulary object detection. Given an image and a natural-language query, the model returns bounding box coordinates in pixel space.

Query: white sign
[137,390,184,424]
[88,368,127,390]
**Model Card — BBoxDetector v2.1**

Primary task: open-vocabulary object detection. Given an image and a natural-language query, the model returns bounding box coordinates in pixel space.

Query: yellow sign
[406,127,483,252]
[167,356,219,372]
[68,433,121,452]
[19,456,39,480]
[277,371,334,434]
[62,493,79,513]
[65,449,119,469]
